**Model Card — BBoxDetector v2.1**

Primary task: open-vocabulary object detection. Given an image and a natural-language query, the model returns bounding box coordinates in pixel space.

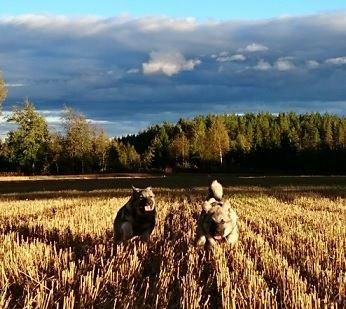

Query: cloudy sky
[1,2,346,136]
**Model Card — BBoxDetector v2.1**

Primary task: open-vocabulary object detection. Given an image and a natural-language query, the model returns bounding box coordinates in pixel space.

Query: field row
[0,191,345,308]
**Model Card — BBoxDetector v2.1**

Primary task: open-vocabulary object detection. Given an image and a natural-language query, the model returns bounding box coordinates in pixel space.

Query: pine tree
[235,133,251,152]
[142,144,155,169]
[145,126,171,168]
[322,118,333,149]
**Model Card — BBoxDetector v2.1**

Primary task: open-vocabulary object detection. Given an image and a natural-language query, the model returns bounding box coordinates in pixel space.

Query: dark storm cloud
[0,13,346,136]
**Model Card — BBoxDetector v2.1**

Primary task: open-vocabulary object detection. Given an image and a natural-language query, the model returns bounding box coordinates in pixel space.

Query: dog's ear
[132,186,141,193]
[223,201,237,219]
[223,201,233,216]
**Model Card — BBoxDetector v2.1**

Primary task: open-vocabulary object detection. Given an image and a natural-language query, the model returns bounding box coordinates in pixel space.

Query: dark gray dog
[113,186,156,242]
[196,180,238,247]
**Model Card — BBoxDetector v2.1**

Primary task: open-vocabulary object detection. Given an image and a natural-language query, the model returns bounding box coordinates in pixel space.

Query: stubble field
[0,176,345,308]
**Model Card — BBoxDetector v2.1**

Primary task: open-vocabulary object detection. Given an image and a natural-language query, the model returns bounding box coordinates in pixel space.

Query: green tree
[190,117,207,160]
[62,107,93,173]
[253,122,263,149]
[48,131,63,174]
[125,143,140,169]
[7,100,49,173]
[0,140,10,171]
[115,141,140,169]
[151,127,171,167]
[142,144,155,169]
[206,117,230,165]
[92,128,109,172]
[106,140,121,171]
[334,121,345,148]
[278,113,290,132]
[302,121,320,149]
[322,118,333,149]
[245,121,254,148]
[169,132,189,164]
[234,133,251,152]
[0,72,7,113]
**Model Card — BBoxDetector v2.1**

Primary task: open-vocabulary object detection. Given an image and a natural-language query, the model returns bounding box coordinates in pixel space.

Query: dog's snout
[209,220,218,235]
[209,219,224,236]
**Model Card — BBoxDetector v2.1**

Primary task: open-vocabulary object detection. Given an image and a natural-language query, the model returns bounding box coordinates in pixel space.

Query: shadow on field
[6,223,114,259]
[2,187,346,202]
[2,174,346,200]
[128,209,194,308]
[198,250,223,308]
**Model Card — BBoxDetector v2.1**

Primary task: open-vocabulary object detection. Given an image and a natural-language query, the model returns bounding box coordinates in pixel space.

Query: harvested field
[0,176,345,308]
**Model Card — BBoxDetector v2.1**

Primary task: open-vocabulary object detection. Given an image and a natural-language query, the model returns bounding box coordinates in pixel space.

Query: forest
[1,74,346,175]
[1,100,346,175]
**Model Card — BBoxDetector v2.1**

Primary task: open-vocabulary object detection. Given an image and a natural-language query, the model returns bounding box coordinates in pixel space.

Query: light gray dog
[196,180,238,247]
[113,186,156,242]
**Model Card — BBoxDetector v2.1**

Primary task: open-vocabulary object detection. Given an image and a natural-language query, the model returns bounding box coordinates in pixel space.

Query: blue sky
[2,0,346,20]
[0,4,346,137]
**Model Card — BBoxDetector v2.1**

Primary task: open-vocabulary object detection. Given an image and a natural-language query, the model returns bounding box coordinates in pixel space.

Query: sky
[1,2,346,136]
[2,1,346,20]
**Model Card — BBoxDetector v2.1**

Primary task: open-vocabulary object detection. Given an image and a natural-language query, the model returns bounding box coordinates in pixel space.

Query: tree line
[1,74,346,174]
[120,113,346,174]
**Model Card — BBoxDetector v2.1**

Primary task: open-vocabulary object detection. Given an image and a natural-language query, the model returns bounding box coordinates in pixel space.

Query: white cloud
[142,51,201,76]
[325,56,346,65]
[0,109,112,125]
[216,53,246,62]
[254,59,272,71]
[86,118,112,124]
[4,83,25,87]
[0,111,11,123]
[0,14,72,28]
[241,43,269,52]
[306,60,320,69]
[2,109,62,125]
[219,51,228,57]
[126,68,139,74]
[137,16,198,32]
[274,57,295,71]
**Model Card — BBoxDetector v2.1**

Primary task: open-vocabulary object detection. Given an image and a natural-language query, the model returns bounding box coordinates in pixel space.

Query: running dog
[196,180,238,247]
[113,186,156,242]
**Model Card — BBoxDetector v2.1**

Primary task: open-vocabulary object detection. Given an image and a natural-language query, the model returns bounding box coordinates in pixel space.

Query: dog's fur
[197,180,238,247]
[113,186,156,242]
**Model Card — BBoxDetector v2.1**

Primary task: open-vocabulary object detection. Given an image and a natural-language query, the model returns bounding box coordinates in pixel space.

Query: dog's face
[131,186,156,215]
[202,200,237,240]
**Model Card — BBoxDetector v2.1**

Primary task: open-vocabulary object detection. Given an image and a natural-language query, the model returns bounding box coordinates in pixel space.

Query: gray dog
[113,186,156,242]
[196,180,238,247]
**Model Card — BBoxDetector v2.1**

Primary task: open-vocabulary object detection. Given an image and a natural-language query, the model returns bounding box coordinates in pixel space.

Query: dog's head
[131,186,156,214]
[202,199,237,241]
